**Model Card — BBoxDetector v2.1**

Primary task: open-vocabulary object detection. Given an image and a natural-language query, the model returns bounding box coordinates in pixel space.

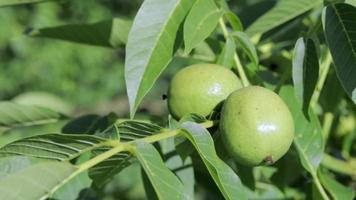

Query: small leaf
[217,37,236,69]
[0,102,62,129]
[0,134,109,161]
[323,3,356,104]
[246,0,323,37]
[0,162,78,200]
[28,18,132,48]
[125,0,196,117]
[0,0,57,7]
[181,122,248,200]
[224,11,243,32]
[279,86,324,173]
[231,31,259,65]
[183,0,222,54]
[292,37,319,117]
[135,142,188,200]
[318,170,355,200]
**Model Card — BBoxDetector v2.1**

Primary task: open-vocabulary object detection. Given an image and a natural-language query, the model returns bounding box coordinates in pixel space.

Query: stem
[321,153,356,176]
[322,112,334,142]
[311,51,332,108]
[312,172,330,200]
[219,18,250,87]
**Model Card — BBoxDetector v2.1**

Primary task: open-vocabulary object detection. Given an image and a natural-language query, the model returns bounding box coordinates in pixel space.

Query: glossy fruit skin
[168,63,242,119]
[220,86,294,166]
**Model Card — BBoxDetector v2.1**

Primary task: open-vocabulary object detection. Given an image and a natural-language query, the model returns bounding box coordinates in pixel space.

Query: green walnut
[168,63,242,119]
[220,86,294,166]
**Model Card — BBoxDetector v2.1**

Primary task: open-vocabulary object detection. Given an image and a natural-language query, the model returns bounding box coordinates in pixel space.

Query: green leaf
[292,38,320,117]
[183,0,222,54]
[0,102,62,129]
[89,149,133,187]
[160,138,195,198]
[125,0,196,118]
[318,170,355,200]
[135,142,188,200]
[322,3,356,104]
[0,134,109,161]
[181,122,248,200]
[28,18,132,48]
[246,0,323,37]
[217,37,236,69]
[0,156,41,180]
[224,11,243,32]
[117,120,163,142]
[279,86,324,174]
[0,0,57,7]
[231,31,259,65]
[13,92,73,115]
[0,162,78,200]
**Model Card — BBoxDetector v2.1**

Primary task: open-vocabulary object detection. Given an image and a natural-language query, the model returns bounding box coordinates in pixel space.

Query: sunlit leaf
[125,0,196,117]
[231,31,259,65]
[181,122,248,200]
[318,170,355,200]
[217,37,236,69]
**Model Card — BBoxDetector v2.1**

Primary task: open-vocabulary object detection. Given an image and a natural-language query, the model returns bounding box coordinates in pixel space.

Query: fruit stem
[219,18,250,87]
[321,153,356,176]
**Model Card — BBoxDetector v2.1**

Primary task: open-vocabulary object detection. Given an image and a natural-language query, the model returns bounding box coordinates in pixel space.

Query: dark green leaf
[116,120,163,142]
[323,3,356,104]
[125,0,196,117]
[135,142,188,200]
[292,37,320,117]
[246,0,323,37]
[181,122,248,200]
[184,0,222,54]
[28,18,131,48]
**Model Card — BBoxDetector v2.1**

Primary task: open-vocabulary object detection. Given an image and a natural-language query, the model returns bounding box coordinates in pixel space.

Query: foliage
[0,0,355,200]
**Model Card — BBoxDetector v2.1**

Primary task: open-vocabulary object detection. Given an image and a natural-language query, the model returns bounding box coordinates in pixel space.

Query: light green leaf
[28,18,132,48]
[0,134,109,161]
[318,170,355,200]
[13,92,73,115]
[279,86,324,173]
[183,0,222,54]
[181,122,247,200]
[292,38,319,116]
[217,37,236,69]
[0,162,78,200]
[231,31,259,65]
[125,0,196,118]
[0,102,62,130]
[135,142,188,200]
[0,0,57,7]
[322,3,356,104]
[0,156,41,180]
[224,11,243,32]
[246,0,323,37]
